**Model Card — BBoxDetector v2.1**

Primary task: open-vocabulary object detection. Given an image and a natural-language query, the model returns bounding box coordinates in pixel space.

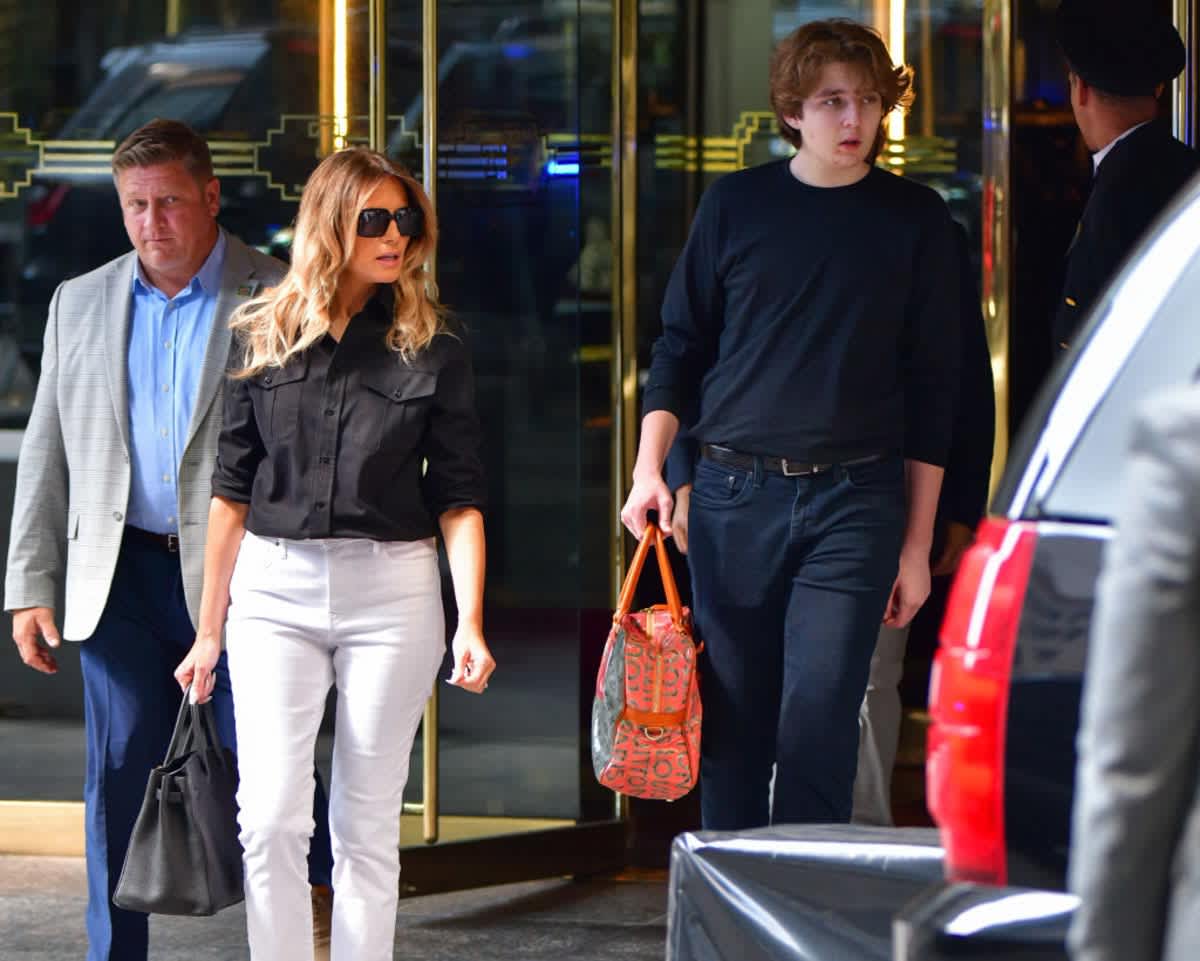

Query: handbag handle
[162,687,227,763]
[614,524,684,628]
[162,691,195,763]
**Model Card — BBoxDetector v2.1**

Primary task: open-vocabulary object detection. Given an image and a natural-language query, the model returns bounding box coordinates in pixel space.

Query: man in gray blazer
[1069,384,1200,961]
[4,119,331,961]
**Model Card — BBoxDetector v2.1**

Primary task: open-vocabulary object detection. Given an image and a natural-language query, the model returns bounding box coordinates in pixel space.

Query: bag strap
[162,689,228,762]
[614,525,684,628]
[162,689,195,762]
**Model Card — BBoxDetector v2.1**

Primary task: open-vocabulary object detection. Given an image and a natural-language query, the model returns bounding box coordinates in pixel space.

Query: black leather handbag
[113,690,244,916]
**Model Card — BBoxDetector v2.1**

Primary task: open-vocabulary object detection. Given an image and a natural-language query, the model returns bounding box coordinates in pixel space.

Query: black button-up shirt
[212,290,486,541]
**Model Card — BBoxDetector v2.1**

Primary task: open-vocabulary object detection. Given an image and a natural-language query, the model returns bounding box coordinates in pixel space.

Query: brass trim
[0,801,570,857]
[610,0,638,609]
[369,0,387,151]
[333,0,350,149]
[983,0,1012,491]
[165,0,181,37]
[420,0,440,845]
[318,0,335,156]
[422,687,438,844]
[919,0,934,138]
[610,0,638,825]
[0,801,83,857]
[1173,0,1193,145]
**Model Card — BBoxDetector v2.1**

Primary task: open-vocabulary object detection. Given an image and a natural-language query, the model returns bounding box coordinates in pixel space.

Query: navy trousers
[78,534,334,961]
[687,453,907,829]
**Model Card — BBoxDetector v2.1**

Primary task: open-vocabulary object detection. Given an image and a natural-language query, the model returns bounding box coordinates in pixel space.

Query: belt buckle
[780,458,829,477]
[166,533,180,553]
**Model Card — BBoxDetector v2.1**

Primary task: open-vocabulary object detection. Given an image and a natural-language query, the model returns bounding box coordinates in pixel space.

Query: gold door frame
[983,0,1012,490]
[1174,0,1195,145]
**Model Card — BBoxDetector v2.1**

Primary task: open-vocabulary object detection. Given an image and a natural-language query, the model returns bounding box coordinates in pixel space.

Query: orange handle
[614,525,684,628]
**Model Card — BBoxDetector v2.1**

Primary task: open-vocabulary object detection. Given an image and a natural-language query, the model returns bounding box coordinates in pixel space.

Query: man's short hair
[111,119,214,182]
[769,19,915,152]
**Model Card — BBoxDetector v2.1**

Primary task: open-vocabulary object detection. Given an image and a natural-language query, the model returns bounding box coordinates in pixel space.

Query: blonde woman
[174,147,493,961]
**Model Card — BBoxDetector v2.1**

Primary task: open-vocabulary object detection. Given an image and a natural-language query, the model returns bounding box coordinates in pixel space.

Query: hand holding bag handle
[614,525,684,628]
[113,685,243,916]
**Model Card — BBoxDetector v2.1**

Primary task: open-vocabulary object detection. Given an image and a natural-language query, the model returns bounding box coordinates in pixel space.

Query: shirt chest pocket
[256,356,310,442]
[359,366,438,454]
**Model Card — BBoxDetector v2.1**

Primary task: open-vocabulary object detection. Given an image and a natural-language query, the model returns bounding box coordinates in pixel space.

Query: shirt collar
[132,228,227,299]
[1092,121,1152,173]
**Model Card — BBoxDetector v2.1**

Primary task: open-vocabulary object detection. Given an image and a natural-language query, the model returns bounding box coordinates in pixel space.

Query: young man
[622,19,959,829]
[1053,0,1199,352]
[5,120,334,961]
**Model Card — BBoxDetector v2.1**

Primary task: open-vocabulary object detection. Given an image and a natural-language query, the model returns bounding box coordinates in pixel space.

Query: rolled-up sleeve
[421,335,486,518]
[211,356,265,503]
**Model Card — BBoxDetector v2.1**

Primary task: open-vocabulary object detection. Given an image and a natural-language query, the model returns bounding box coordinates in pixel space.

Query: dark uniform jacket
[1055,121,1200,351]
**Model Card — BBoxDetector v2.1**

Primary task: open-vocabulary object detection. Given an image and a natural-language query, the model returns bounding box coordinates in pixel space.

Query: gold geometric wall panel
[0,110,958,203]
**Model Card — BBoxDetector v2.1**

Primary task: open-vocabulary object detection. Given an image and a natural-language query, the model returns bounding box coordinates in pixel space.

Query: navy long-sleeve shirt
[644,161,960,467]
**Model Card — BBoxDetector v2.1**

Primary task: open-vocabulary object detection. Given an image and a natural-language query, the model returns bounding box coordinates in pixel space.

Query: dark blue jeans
[688,453,907,829]
[78,534,334,961]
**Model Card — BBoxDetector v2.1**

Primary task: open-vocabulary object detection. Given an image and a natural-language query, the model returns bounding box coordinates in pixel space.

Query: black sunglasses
[357,206,423,238]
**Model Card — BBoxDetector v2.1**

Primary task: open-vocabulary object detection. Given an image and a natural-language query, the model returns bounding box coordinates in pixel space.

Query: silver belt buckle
[780,458,807,476]
[166,533,180,553]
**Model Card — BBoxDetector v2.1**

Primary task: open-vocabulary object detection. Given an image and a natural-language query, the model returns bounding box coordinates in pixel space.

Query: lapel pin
[236,284,255,297]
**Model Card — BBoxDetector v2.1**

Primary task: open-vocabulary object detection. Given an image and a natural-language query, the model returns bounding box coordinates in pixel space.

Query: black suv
[895,169,1200,956]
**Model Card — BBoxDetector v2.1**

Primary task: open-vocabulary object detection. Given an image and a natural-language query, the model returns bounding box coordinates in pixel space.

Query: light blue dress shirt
[126,230,227,534]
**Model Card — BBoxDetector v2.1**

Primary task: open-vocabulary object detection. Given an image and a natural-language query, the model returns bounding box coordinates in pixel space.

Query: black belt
[700,444,887,477]
[124,526,180,553]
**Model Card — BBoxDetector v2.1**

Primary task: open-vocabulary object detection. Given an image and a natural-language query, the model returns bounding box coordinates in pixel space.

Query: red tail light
[927,518,1037,885]
[26,184,70,228]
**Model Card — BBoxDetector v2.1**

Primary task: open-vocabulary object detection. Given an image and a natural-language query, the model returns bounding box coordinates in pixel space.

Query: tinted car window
[1013,180,1200,522]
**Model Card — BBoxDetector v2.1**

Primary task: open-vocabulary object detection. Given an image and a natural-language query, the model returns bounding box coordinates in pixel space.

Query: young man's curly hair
[770,19,915,161]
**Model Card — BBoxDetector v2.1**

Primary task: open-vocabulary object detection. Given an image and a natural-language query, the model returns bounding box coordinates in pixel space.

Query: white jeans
[851,623,910,826]
[226,533,445,961]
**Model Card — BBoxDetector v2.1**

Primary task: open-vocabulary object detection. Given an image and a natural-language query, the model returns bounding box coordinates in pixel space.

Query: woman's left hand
[447,626,495,694]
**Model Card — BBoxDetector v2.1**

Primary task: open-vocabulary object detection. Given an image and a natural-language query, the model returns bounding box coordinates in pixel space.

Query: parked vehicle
[905,166,1200,957]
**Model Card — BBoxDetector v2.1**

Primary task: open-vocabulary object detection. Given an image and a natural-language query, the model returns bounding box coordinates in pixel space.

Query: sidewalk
[0,856,667,960]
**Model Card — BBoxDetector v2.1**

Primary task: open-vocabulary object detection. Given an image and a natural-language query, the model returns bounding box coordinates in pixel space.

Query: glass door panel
[0,0,362,806]
[381,0,618,852]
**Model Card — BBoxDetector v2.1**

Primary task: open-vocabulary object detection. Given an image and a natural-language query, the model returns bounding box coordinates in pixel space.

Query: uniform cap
[1056,0,1185,96]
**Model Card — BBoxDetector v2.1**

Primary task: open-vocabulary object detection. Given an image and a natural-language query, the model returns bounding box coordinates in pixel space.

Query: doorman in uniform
[1053,0,1200,352]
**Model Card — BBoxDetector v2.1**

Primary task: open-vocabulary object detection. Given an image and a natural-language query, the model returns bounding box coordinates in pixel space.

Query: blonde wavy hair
[231,148,442,377]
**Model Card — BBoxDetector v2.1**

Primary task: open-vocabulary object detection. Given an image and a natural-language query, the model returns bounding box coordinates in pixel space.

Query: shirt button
[164,340,173,350]
[113,511,123,522]
[324,408,335,416]
[315,501,326,510]
[162,384,170,393]
[264,374,273,384]
[162,473,170,483]
[167,515,175,524]
[161,428,169,438]
[319,456,332,465]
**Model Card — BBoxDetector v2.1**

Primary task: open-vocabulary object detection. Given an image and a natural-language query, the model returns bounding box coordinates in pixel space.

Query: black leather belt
[700,444,887,477]
[124,526,180,553]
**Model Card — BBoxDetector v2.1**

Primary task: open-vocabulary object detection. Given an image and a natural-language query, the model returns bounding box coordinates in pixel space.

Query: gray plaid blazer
[4,230,285,640]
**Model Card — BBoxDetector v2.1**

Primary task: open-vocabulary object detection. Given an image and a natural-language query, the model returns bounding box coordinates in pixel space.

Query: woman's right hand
[174,634,222,704]
[620,472,674,539]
